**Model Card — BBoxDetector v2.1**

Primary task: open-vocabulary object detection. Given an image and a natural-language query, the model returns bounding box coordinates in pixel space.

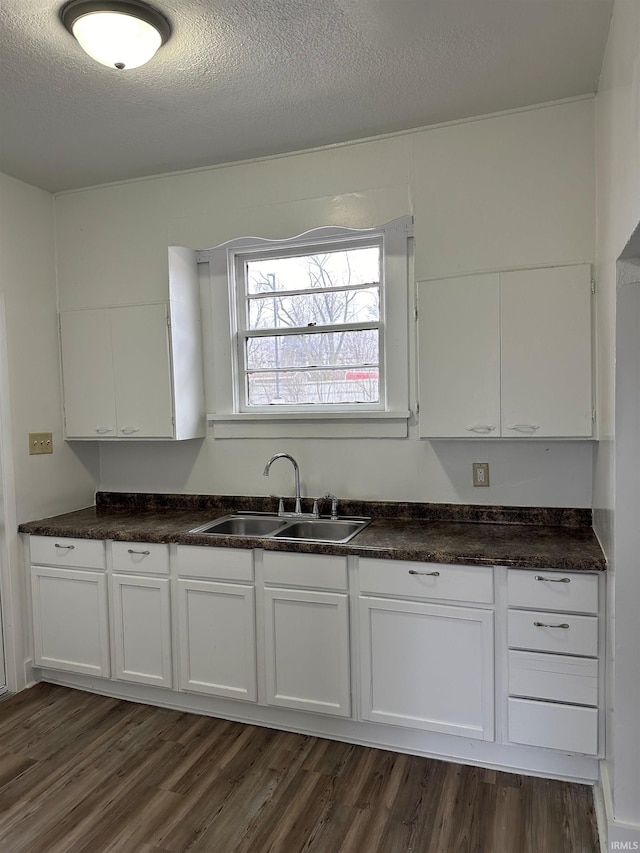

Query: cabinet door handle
[127,549,151,555]
[507,424,540,431]
[54,543,75,550]
[408,570,440,577]
[534,621,570,629]
[535,575,571,583]
[465,425,496,433]
[95,427,114,434]
[120,427,140,434]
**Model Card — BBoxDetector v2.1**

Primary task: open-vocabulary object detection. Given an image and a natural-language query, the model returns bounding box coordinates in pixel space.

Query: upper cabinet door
[417,274,501,438]
[111,304,174,438]
[61,309,117,439]
[501,265,593,438]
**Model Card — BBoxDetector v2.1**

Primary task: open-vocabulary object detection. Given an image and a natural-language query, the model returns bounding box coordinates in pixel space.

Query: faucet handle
[323,493,339,520]
[270,495,285,516]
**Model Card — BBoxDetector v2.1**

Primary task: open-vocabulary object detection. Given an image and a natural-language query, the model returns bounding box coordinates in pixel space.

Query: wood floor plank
[0,685,600,853]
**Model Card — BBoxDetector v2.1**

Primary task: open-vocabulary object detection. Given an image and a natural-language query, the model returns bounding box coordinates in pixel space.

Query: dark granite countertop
[18,493,606,572]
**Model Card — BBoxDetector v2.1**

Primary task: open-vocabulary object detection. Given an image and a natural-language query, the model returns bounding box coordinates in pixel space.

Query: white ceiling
[0,0,613,193]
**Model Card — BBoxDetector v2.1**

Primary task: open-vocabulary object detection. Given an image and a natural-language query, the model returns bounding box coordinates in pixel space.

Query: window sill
[207,411,411,439]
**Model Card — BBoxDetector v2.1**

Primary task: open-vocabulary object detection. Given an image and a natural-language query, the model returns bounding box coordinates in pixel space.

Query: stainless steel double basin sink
[189,513,371,544]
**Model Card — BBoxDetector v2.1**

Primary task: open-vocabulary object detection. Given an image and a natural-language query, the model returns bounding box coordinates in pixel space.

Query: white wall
[594,0,640,840]
[0,173,99,688]
[55,98,596,507]
[0,174,99,522]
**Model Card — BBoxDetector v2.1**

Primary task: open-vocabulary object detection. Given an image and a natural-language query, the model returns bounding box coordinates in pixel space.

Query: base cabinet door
[359,597,494,740]
[176,579,257,701]
[264,588,351,717]
[111,574,172,687]
[31,566,110,677]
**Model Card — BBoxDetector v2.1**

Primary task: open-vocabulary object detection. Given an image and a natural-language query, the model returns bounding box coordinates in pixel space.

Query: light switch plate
[473,462,490,487]
[29,432,53,455]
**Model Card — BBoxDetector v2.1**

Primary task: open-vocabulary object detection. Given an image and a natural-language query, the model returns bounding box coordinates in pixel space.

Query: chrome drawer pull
[54,543,75,550]
[534,621,570,629]
[128,549,151,555]
[534,575,571,583]
[408,570,440,577]
[465,425,496,433]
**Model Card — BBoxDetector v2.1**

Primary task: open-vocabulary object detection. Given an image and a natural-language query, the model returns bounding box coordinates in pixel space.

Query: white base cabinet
[31,565,110,678]
[111,574,172,688]
[262,551,351,717]
[176,579,257,702]
[26,533,605,774]
[505,568,601,756]
[359,596,495,740]
[264,587,350,716]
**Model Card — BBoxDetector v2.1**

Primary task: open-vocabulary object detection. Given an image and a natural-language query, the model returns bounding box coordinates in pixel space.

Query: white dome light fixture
[61,0,171,70]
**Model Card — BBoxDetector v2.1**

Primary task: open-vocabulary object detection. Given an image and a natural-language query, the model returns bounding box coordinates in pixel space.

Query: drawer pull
[54,543,75,550]
[534,621,570,629]
[127,549,151,555]
[535,575,571,583]
[408,570,440,577]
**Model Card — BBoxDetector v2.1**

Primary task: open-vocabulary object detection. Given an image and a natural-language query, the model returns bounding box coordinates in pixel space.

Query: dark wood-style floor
[0,684,599,852]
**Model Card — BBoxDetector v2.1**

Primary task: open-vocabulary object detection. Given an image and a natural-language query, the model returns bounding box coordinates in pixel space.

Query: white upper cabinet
[500,266,593,438]
[417,264,593,439]
[417,273,501,438]
[60,247,205,440]
[59,308,117,438]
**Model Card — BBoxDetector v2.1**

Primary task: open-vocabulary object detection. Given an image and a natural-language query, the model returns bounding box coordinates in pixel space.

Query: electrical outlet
[473,462,490,487]
[29,432,53,455]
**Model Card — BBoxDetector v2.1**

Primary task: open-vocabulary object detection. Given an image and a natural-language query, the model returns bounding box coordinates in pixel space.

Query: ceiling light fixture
[61,0,171,70]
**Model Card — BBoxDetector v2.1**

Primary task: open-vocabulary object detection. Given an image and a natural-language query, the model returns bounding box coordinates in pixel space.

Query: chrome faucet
[263,453,302,515]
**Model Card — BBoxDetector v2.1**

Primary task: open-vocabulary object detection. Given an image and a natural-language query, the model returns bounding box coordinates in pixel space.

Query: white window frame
[199,216,413,439]
[232,233,385,414]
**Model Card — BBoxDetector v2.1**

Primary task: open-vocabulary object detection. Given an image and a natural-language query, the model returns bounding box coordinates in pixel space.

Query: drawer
[508,609,598,657]
[359,559,493,604]
[30,535,105,569]
[177,545,254,582]
[507,569,598,614]
[112,541,169,575]
[508,697,598,755]
[263,551,347,591]
[508,650,598,706]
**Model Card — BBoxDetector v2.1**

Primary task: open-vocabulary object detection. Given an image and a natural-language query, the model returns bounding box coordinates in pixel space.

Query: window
[200,216,412,438]
[234,238,383,411]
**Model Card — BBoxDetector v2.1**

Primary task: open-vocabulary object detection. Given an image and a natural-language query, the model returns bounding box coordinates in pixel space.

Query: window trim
[198,216,413,438]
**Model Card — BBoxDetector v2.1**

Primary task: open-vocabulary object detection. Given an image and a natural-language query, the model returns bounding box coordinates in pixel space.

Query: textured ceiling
[0,0,613,193]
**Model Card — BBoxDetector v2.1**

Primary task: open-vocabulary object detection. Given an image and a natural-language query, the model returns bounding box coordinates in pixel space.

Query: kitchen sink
[190,515,288,537]
[271,518,369,543]
[189,513,370,544]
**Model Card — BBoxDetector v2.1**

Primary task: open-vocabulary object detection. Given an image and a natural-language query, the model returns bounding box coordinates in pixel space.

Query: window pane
[248,287,379,329]
[247,369,379,406]
[246,329,379,371]
[246,246,380,295]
